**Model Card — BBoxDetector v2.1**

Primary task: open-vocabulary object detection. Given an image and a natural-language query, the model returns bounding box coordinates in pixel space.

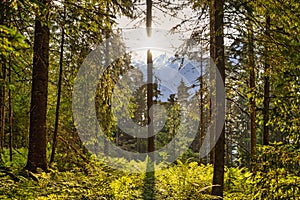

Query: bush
[250,143,300,200]
[224,167,252,200]
[155,161,215,199]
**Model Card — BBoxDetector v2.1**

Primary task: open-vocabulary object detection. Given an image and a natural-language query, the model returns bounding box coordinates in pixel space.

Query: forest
[0,0,300,199]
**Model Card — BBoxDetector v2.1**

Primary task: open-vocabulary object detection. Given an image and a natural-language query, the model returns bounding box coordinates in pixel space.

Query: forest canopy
[0,0,299,199]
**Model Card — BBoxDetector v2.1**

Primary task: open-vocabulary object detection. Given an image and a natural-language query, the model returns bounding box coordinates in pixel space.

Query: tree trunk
[0,0,6,153]
[50,15,65,164]
[146,0,154,156]
[143,1,156,199]
[263,15,270,145]
[0,64,6,150]
[26,3,49,172]
[248,16,256,170]
[209,101,214,165]
[199,51,205,163]
[8,60,12,162]
[210,0,225,197]
[147,50,154,154]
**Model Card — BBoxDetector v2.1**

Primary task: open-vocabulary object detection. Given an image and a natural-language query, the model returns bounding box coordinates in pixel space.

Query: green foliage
[178,149,201,163]
[1,153,300,199]
[155,161,215,199]
[250,170,300,200]
[111,174,144,199]
[102,160,217,200]
[0,159,118,199]
[251,143,300,200]
[1,148,27,168]
[224,167,253,200]
[0,25,29,59]
[256,143,300,174]
[0,159,216,199]
[225,143,300,200]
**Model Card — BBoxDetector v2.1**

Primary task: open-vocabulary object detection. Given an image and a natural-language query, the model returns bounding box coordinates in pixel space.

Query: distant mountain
[130,53,207,102]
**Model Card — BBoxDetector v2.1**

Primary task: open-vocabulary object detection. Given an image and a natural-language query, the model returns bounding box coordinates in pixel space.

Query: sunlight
[122,28,183,59]
[141,34,158,50]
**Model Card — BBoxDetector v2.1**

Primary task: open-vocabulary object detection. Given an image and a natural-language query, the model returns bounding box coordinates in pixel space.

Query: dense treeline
[0,0,299,199]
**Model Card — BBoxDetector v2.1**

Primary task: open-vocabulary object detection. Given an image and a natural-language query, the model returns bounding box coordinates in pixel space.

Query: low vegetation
[1,143,299,199]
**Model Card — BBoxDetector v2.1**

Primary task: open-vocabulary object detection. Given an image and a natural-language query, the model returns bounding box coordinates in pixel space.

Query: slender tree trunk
[0,65,6,150]
[208,6,214,166]
[8,59,12,162]
[146,0,154,155]
[210,0,225,197]
[227,117,232,167]
[248,17,256,170]
[26,1,50,172]
[50,15,65,164]
[143,1,156,199]
[225,121,229,166]
[209,101,214,165]
[199,50,205,163]
[263,15,270,145]
[147,50,154,154]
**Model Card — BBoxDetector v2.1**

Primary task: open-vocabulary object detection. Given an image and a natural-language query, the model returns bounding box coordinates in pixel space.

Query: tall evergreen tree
[210,0,225,197]
[26,0,50,172]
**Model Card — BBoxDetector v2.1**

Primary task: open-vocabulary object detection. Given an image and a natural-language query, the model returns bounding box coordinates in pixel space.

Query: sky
[116,1,200,62]
[116,1,195,34]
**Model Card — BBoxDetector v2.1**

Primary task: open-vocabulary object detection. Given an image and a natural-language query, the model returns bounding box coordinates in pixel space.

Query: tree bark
[0,64,6,150]
[50,15,65,164]
[8,59,12,162]
[199,50,205,163]
[248,16,256,170]
[147,50,154,154]
[146,0,154,155]
[263,15,270,145]
[26,3,49,172]
[210,0,225,197]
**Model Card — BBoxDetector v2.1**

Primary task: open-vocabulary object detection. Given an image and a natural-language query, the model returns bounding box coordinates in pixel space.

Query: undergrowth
[1,144,299,199]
